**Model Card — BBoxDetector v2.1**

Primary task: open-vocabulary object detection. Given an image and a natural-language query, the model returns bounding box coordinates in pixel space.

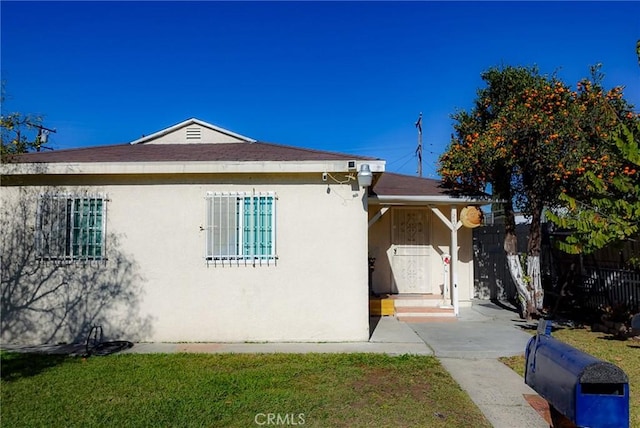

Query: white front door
[391,208,431,294]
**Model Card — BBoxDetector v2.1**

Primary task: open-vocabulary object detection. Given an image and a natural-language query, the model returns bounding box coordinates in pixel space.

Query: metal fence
[472,224,529,301]
[473,223,640,314]
[580,268,640,313]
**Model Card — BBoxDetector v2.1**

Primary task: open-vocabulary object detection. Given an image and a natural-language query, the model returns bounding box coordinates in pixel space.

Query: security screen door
[391,208,431,294]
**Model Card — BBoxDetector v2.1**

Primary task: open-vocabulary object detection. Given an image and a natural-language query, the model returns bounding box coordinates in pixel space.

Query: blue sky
[2,1,639,178]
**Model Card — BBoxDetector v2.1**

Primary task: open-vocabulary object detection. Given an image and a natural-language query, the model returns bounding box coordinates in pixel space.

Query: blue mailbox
[525,320,629,428]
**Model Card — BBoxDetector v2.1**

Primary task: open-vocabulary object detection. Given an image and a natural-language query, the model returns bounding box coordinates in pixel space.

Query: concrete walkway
[440,358,548,428]
[117,315,431,355]
[407,300,549,428]
[1,300,549,428]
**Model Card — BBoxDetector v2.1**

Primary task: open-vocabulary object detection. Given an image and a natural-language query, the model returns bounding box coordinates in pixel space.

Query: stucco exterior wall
[1,174,370,344]
[368,206,474,306]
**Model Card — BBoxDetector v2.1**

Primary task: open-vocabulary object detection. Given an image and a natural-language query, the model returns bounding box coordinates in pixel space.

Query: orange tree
[547,69,640,263]
[438,65,636,318]
[0,82,45,161]
[0,112,44,161]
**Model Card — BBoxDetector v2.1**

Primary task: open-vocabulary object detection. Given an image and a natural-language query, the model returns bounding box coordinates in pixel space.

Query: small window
[36,194,106,261]
[205,192,276,264]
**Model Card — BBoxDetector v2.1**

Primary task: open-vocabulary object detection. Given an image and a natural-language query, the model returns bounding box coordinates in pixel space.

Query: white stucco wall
[1,173,370,344]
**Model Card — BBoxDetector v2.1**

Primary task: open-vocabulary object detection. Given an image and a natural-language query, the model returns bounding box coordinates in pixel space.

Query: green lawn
[1,352,491,428]
[500,326,640,427]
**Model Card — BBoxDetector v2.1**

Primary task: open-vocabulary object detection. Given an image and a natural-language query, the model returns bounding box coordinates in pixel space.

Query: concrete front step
[369,294,456,319]
[391,294,448,308]
[395,306,456,322]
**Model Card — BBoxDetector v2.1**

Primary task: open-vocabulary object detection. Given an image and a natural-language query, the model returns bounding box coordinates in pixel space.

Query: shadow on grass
[1,352,78,382]
[88,340,133,356]
[599,335,631,342]
[1,340,133,382]
[519,323,567,333]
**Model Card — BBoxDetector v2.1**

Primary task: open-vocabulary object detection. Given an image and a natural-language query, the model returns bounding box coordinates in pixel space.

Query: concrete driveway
[409,300,537,359]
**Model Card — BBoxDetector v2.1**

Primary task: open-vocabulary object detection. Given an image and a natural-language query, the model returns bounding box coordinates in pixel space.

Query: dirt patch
[350,367,433,407]
[523,394,552,425]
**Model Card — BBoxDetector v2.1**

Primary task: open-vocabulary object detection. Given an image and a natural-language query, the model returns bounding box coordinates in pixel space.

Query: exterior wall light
[357,163,373,187]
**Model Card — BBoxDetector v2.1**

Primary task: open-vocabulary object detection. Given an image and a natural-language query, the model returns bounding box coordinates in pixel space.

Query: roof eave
[368,195,493,206]
[1,159,386,176]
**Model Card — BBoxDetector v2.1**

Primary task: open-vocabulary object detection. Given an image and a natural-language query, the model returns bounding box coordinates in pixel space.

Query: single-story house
[0,118,487,344]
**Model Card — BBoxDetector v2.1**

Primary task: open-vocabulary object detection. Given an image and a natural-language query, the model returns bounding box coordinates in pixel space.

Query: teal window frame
[36,194,106,261]
[205,192,276,265]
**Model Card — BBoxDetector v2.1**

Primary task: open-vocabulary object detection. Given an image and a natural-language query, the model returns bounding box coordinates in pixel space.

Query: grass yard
[1,352,491,428]
[500,325,640,427]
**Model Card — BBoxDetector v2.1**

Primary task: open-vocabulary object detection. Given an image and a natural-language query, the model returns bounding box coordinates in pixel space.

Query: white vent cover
[186,126,202,140]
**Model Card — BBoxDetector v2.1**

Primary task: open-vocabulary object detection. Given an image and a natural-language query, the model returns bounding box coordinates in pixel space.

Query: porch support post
[430,205,462,314]
[450,206,461,317]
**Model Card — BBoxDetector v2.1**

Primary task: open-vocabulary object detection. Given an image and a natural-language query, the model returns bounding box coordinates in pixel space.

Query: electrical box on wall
[348,160,356,170]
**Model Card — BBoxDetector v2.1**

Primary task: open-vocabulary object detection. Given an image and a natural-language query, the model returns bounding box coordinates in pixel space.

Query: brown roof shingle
[371,172,446,196]
[10,142,379,163]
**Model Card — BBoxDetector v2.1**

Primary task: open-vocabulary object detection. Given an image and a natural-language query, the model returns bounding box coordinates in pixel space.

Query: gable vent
[186,126,201,141]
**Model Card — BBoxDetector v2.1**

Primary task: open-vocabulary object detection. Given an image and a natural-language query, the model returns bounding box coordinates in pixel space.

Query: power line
[387,151,415,167]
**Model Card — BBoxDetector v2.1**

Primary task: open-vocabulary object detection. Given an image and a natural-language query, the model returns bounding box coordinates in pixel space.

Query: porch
[367,172,489,318]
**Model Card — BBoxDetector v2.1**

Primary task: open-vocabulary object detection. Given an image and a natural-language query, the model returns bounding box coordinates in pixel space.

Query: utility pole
[1,116,56,156]
[30,122,56,152]
[415,112,423,177]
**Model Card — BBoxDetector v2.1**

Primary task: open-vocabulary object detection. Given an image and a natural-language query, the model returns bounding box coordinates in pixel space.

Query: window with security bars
[205,192,276,264]
[36,194,106,261]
